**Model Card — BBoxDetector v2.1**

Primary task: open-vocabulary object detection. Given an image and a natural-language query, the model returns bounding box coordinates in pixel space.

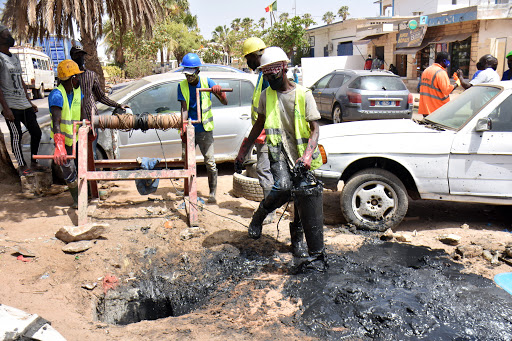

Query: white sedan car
[96,71,257,163]
[315,82,512,231]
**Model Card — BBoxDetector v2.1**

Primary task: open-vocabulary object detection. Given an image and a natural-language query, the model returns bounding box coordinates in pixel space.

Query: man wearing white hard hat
[235,46,326,272]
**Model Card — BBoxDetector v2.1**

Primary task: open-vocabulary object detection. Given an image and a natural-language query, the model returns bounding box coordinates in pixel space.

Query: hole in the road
[95,244,271,325]
[95,236,512,340]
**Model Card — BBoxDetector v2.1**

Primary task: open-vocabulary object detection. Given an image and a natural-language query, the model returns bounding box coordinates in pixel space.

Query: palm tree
[241,17,253,32]
[2,0,159,88]
[322,11,335,25]
[338,6,350,21]
[302,13,315,28]
[231,18,241,32]
[259,17,267,30]
[279,12,289,22]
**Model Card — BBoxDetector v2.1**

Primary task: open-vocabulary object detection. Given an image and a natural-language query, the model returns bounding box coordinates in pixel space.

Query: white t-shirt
[470,68,501,85]
[257,85,321,168]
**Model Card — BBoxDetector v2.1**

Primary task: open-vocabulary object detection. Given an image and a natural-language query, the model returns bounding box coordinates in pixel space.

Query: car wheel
[332,104,343,123]
[340,168,408,231]
[232,171,264,202]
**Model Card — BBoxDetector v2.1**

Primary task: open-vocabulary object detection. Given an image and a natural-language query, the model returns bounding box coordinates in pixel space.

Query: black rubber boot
[290,220,308,258]
[68,180,79,209]
[262,189,275,225]
[248,201,270,239]
[207,171,217,204]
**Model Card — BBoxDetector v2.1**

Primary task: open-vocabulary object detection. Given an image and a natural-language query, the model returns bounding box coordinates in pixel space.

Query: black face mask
[247,59,259,71]
[267,71,284,90]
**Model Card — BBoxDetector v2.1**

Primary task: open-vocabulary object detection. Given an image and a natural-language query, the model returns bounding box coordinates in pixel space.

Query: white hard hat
[259,46,290,68]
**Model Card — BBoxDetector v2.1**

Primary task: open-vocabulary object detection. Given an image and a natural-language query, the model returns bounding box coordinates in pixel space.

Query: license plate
[377,100,395,106]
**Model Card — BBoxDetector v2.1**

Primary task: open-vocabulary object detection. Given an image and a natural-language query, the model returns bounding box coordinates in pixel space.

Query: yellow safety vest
[50,84,81,146]
[180,77,214,131]
[264,84,323,171]
[251,73,264,124]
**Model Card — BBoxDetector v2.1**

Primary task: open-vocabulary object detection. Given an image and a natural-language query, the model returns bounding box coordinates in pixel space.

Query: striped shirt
[76,69,120,120]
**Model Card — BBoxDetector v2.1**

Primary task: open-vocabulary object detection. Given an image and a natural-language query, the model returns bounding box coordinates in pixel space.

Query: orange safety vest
[418,63,454,116]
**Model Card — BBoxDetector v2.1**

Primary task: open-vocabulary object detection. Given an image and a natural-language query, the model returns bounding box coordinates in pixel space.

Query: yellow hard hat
[242,37,266,57]
[57,59,83,81]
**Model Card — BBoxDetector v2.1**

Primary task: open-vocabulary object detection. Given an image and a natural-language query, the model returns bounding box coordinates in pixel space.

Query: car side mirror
[475,117,492,132]
[310,85,315,91]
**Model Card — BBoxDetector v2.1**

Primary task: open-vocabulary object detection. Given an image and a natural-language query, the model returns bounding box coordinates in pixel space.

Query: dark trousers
[4,107,41,167]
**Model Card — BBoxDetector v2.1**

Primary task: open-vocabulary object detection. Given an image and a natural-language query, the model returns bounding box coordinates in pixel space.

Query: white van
[10,46,55,99]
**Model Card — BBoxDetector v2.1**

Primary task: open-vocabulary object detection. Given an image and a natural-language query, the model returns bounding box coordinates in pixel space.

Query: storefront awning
[429,33,472,44]
[394,37,434,55]
[394,33,472,54]
[358,33,386,41]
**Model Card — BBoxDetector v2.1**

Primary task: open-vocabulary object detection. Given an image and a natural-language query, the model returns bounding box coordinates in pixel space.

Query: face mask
[443,59,450,67]
[247,59,259,71]
[186,73,198,83]
[267,71,284,90]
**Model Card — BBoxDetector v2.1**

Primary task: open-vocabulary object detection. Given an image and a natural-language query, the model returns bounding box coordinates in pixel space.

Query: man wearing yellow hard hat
[48,59,84,208]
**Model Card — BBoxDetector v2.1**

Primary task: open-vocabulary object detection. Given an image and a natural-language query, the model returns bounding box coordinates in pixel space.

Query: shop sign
[408,20,418,30]
[427,10,477,27]
[420,16,428,25]
[396,26,427,48]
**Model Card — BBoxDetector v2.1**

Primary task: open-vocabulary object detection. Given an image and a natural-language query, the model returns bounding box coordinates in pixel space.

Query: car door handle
[240,113,251,120]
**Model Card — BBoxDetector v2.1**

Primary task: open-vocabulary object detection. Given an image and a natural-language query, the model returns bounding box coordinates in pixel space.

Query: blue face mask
[443,59,450,67]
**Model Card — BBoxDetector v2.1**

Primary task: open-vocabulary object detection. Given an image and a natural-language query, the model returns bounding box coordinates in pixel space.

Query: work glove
[235,137,252,174]
[211,85,222,96]
[296,139,315,170]
[53,133,67,166]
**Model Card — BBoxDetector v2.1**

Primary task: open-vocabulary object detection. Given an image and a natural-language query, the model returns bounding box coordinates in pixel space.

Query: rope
[95,113,181,131]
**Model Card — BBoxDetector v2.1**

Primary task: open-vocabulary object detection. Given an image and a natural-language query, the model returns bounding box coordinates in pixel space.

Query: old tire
[340,168,408,231]
[37,85,45,99]
[332,104,343,123]
[232,171,264,202]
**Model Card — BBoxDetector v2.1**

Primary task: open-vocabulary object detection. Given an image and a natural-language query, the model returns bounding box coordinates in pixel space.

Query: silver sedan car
[96,72,257,163]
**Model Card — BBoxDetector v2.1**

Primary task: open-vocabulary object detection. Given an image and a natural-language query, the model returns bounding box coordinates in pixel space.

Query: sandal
[19,168,35,176]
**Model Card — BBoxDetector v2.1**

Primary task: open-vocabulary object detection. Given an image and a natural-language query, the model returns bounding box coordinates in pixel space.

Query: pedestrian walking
[240,37,279,225]
[418,51,458,116]
[364,55,372,70]
[0,25,42,175]
[178,53,227,204]
[235,47,326,272]
[457,54,500,89]
[49,60,84,208]
[502,51,512,81]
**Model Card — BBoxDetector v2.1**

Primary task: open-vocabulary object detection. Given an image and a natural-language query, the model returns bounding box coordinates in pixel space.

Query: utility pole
[293,0,296,16]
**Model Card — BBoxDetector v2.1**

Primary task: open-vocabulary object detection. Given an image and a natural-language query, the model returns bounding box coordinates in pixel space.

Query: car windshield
[351,76,406,91]
[97,79,151,113]
[425,86,501,130]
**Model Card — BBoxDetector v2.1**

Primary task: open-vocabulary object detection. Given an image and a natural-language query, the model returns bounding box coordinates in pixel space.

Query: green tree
[241,17,254,32]
[2,0,159,88]
[322,11,335,25]
[279,12,289,22]
[338,6,350,20]
[258,17,267,30]
[302,13,315,28]
[265,15,312,60]
[231,18,241,31]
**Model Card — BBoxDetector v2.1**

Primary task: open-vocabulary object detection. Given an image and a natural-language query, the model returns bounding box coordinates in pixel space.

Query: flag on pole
[265,1,277,12]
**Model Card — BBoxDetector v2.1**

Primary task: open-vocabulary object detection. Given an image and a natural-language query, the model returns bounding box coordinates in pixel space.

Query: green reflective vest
[264,84,323,171]
[50,84,81,146]
[251,73,264,124]
[180,77,214,131]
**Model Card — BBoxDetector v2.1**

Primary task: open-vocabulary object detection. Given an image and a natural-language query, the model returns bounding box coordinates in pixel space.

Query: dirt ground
[1,163,511,340]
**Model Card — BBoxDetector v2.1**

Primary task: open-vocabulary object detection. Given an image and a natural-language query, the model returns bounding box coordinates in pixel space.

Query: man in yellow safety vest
[235,47,326,272]
[178,53,227,204]
[49,60,84,208]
